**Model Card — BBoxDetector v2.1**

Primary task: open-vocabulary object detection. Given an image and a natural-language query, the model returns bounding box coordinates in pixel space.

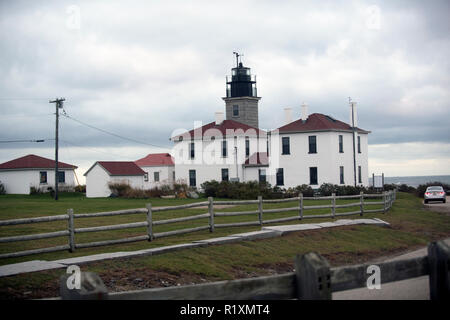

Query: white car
[424,186,446,204]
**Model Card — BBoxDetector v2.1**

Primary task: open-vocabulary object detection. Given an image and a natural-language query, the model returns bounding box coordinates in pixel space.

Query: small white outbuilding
[135,153,175,189]
[0,154,77,194]
[84,161,146,198]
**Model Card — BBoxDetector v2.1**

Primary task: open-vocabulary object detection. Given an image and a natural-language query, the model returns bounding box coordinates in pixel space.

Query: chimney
[284,107,293,125]
[301,102,309,121]
[349,101,358,127]
[215,111,224,125]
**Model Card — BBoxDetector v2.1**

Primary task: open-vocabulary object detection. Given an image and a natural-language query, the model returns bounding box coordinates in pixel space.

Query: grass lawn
[0,192,383,264]
[0,191,449,299]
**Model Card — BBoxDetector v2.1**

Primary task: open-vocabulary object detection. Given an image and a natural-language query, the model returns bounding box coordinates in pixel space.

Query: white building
[171,59,370,190]
[135,153,175,188]
[0,154,77,194]
[84,161,145,198]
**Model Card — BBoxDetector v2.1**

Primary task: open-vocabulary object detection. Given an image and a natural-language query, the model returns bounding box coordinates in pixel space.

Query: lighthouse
[223,53,261,128]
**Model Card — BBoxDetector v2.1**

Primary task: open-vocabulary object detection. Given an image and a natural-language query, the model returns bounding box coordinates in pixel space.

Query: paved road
[333,247,430,300]
[423,195,450,213]
[334,195,450,300]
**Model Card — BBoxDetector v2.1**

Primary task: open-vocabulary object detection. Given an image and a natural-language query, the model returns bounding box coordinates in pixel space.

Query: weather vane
[233,51,243,67]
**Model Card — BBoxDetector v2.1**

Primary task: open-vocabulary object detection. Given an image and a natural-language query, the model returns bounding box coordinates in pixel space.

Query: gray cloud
[1,0,449,172]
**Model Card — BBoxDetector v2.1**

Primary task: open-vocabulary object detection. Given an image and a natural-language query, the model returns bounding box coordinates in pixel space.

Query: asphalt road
[333,198,450,300]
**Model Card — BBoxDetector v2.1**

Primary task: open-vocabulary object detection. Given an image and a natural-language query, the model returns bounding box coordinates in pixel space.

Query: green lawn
[0,192,383,265]
[0,192,449,299]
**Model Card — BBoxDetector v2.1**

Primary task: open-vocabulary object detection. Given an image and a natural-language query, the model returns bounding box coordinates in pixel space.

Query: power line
[0,139,48,143]
[60,138,135,160]
[61,113,169,150]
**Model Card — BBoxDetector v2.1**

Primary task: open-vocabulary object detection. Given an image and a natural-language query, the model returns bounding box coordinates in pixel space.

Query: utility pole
[49,98,65,200]
[350,98,357,187]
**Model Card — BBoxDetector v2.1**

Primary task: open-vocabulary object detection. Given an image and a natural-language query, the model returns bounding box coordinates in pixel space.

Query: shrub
[397,184,416,193]
[30,186,42,195]
[317,183,338,196]
[74,185,86,193]
[286,184,314,197]
[108,182,132,197]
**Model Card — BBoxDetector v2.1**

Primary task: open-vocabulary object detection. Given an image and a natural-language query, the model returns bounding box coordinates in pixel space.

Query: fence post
[68,208,75,253]
[208,197,214,233]
[383,191,387,214]
[146,203,153,241]
[294,252,331,300]
[360,191,364,216]
[428,241,450,300]
[299,193,303,220]
[331,193,336,219]
[258,196,263,226]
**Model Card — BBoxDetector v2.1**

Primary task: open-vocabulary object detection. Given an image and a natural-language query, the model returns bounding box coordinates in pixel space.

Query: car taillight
[425,192,431,195]
[439,192,445,195]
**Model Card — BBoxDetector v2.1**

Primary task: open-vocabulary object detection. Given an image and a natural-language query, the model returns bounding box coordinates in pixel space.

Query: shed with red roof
[0,154,78,194]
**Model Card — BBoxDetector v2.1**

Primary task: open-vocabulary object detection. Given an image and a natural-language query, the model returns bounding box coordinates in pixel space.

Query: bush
[108,182,132,197]
[286,184,314,197]
[74,185,86,193]
[397,184,416,193]
[415,181,450,198]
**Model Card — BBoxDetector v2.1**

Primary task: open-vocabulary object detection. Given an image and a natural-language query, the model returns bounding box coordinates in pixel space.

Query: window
[259,169,266,183]
[221,168,229,182]
[179,136,183,142]
[154,172,160,182]
[309,167,318,185]
[144,173,149,182]
[266,140,269,156]
[57,171,65,183]
[173,171,176,181]
[189,170,196,187]
[308,136,317,153]
[339,135,344,153]
[189,142,195,159]
[358,136,361,153]
[276,168,284,186]
[340,166,344,184]
[245,137,250,157]
[282,137,290,155]
[358,166,362,184]
[40,171,47,184]
[233,105,239,117]
[222,140,227,157]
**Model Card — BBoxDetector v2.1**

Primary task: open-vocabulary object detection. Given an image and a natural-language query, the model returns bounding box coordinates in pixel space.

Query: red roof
[87,161,145,176]
[0,154,77,170]
[276,113,370,133]
[244,152,269,167]
[135,153,174,167]
[172,120,266,140]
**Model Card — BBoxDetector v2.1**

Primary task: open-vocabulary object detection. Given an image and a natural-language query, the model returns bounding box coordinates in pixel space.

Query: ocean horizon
[368,175,450,188]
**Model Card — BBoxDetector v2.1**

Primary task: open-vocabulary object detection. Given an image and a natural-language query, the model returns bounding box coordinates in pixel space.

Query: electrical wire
[61,113,169,150]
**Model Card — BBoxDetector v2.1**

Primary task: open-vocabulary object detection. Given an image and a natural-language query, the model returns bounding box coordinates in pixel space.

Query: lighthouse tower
[223,53,261,128]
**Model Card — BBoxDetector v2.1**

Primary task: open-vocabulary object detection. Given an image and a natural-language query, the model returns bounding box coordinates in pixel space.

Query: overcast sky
[1,0,449,183]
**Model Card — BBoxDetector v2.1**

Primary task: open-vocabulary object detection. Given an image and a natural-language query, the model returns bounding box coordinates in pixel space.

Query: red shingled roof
[88,161,145,176]
[135,153,174,167]
[0,154,77,170]
[244,152,269,167]
[276,113,370,133]
[172,120,266,140]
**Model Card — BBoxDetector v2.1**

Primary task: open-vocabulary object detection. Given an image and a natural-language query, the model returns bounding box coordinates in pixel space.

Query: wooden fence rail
[0,190,396,259]
[60,239,449,300]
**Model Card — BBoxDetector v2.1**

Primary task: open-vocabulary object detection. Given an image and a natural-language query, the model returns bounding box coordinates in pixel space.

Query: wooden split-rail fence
[59,239,449,300]
[0,190,396,259]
